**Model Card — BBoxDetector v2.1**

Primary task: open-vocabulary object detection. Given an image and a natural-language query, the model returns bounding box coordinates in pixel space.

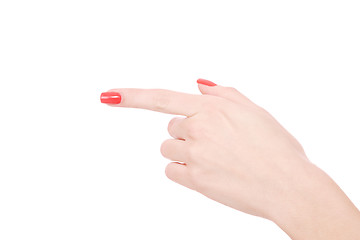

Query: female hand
[100,79,360,240]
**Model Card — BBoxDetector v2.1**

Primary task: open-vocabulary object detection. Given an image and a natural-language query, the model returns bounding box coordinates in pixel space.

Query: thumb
[196,78,255,106]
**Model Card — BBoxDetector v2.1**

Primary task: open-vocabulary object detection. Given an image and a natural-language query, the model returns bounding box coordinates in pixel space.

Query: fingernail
[100,92,122,104]
[197,78,217,87]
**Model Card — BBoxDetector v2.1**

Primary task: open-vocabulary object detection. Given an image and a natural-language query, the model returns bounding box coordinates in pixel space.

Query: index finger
[100,88,205,116]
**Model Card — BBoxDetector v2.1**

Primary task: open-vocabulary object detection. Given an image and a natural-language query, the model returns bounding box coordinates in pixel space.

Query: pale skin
[102,80,360,239]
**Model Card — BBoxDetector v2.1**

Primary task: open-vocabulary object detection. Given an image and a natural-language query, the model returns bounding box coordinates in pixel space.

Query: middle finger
[168,116,189,140]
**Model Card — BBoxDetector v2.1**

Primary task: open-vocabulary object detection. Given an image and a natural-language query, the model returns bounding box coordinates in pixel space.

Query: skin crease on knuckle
[152,90,171,111]
[167,116,188,138]
[167,117,177,131]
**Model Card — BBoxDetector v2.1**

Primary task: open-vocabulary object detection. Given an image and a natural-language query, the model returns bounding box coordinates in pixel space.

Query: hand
[101,79,309,218]
[100,79,360,239]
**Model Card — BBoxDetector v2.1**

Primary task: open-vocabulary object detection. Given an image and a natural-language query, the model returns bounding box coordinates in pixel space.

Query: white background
[0,0,359,239]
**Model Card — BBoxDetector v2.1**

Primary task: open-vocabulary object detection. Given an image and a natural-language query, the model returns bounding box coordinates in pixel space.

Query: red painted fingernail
[197,78,217,87]
[100,92,122,104]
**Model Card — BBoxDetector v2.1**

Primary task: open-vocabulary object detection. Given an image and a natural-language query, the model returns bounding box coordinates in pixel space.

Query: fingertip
[100,91,122,104]
[197,78,217,87]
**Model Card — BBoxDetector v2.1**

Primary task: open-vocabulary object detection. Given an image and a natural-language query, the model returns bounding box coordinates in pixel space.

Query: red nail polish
[100,92,122,104]
[197,78,217,87]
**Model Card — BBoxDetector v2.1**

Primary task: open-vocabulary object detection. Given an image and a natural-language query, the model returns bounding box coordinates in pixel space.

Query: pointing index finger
[101,88,205,116]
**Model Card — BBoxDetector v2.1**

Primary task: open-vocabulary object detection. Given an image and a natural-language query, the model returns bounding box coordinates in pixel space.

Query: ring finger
[160,139,190,163]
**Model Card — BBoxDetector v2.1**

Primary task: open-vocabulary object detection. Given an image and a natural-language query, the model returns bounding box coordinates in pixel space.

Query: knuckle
[167,117,180,133]
[168,117,176,128]
[152,90,171,111]
[160,139,171,158]
[165,163,176,180]
[227,86,239,93]
[253,105,271,117]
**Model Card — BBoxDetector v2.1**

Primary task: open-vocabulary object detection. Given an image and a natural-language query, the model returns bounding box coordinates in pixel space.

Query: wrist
[270,162,360,240]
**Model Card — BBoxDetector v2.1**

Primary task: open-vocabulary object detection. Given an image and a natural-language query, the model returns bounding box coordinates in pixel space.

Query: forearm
[271,162,360,240]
